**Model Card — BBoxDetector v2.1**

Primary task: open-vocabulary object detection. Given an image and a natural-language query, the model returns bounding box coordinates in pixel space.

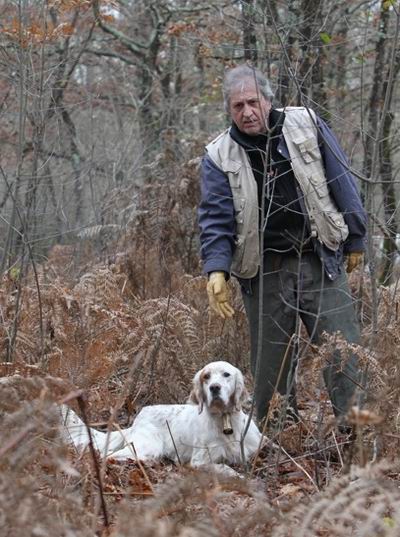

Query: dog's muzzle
[210,384,221,397]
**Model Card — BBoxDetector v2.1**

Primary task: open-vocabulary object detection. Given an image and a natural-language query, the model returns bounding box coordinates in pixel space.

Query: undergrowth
[1,148,400,536]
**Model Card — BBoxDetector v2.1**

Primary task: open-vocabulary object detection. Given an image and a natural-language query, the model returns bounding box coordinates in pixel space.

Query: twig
[249,334,296,477]
[0,166,45,363]
[166,419,182,465]
[382,432,400,440]
[113,423,154,494]
[331,430,344,468]
[0,424,35,458]
[148,282,173,392]
[278,444,320,492]
[76,395,110,529]
[58,389,85,405]
[103,491,153,496]
[261,438,352,469]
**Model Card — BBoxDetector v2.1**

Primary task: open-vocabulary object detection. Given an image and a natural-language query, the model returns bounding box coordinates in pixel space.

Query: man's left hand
[346,252,363,273]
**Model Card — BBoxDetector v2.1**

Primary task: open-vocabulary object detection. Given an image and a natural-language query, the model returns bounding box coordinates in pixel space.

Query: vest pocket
[294,137,321,164]
[224,160,242,188]
[321,212,349,249]
[309,173,330,198]
[229,175,241,189]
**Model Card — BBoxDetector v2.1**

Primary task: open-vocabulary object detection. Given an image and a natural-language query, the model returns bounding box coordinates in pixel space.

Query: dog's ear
[189,370,205,414]
[233,369,249,411]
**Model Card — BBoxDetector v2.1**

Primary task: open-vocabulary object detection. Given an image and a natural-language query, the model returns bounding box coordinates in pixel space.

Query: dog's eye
[223,372,231,377]
[203,372,210,380]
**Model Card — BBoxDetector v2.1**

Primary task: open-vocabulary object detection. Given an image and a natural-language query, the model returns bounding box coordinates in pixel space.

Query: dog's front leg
[190,448,215,467]
[191,459,241,478]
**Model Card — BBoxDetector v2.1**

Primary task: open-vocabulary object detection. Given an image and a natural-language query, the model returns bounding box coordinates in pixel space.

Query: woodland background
[1,1,400,536]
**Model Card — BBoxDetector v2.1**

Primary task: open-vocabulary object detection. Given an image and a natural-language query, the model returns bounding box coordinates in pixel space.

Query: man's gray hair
[223,64,274,112]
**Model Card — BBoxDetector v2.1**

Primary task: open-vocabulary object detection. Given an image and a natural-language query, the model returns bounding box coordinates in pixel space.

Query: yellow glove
[206,271,234,319]
[346,252,363,273]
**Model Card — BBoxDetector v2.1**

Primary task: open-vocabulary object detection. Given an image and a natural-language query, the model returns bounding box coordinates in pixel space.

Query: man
[198,64,367,426]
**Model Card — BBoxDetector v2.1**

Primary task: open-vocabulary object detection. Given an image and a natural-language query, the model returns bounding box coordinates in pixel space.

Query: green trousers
[240,251,363,424]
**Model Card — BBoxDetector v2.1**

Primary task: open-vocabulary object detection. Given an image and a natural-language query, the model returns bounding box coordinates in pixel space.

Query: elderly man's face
[229,80,271,136]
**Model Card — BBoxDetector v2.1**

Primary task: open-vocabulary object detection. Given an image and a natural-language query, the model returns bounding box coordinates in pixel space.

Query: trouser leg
[241,255,298,423]
[299,253,363,418]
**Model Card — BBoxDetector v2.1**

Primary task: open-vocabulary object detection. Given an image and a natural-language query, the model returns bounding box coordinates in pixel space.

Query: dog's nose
[210,384,221,395]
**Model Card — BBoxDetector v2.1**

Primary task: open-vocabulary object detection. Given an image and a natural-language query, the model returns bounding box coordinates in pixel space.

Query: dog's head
[189,361,248,415]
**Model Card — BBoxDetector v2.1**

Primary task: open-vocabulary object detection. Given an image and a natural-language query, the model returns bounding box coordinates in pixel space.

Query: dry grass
[1,154,400,536]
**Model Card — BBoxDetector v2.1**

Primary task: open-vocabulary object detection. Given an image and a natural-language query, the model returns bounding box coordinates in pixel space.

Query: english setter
[61,361,262,467]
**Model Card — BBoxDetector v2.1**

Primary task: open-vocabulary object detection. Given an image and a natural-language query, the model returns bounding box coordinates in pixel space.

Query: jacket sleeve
[198,155,236,275]
[317,117,367,253]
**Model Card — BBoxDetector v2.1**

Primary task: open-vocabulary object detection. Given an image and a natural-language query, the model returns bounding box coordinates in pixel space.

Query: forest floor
[1,244,400,536]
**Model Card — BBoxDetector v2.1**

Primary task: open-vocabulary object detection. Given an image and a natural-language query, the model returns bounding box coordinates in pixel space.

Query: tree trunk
[379,109,398,284]
[242,0,258,64]
[379,37,400,284]
[298,0,328,119]
[362,0,390,182]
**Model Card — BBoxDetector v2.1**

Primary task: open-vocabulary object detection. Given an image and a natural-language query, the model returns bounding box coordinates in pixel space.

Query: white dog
[60,361,262,467]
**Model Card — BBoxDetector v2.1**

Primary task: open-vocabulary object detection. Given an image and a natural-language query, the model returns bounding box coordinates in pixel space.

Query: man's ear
[233,369,249,411]
[189,370,205,414]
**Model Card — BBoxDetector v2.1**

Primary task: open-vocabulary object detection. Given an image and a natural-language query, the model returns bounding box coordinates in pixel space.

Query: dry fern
[273,462,400,537]
[113,469,279,537]
[0,376,96,536]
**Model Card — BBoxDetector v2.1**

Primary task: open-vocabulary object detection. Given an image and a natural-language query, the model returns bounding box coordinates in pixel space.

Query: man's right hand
[206,271,235,319]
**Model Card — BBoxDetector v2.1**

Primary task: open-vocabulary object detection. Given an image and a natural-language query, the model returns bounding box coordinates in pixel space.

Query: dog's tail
[59,405,127,456]
[59,404,103,452]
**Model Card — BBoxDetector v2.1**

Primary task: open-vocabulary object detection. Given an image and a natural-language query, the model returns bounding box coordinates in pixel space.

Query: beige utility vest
[205,107,349,279]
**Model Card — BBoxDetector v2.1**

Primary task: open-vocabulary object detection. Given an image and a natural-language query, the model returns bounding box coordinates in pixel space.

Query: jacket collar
[229,108,285,150]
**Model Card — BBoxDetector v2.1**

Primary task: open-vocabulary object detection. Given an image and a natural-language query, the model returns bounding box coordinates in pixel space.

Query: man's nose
[243,103,253,117]
[210,383,221,395]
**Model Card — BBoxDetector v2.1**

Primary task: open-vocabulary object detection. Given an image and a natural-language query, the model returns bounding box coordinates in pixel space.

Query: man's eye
[223,372,231,377]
